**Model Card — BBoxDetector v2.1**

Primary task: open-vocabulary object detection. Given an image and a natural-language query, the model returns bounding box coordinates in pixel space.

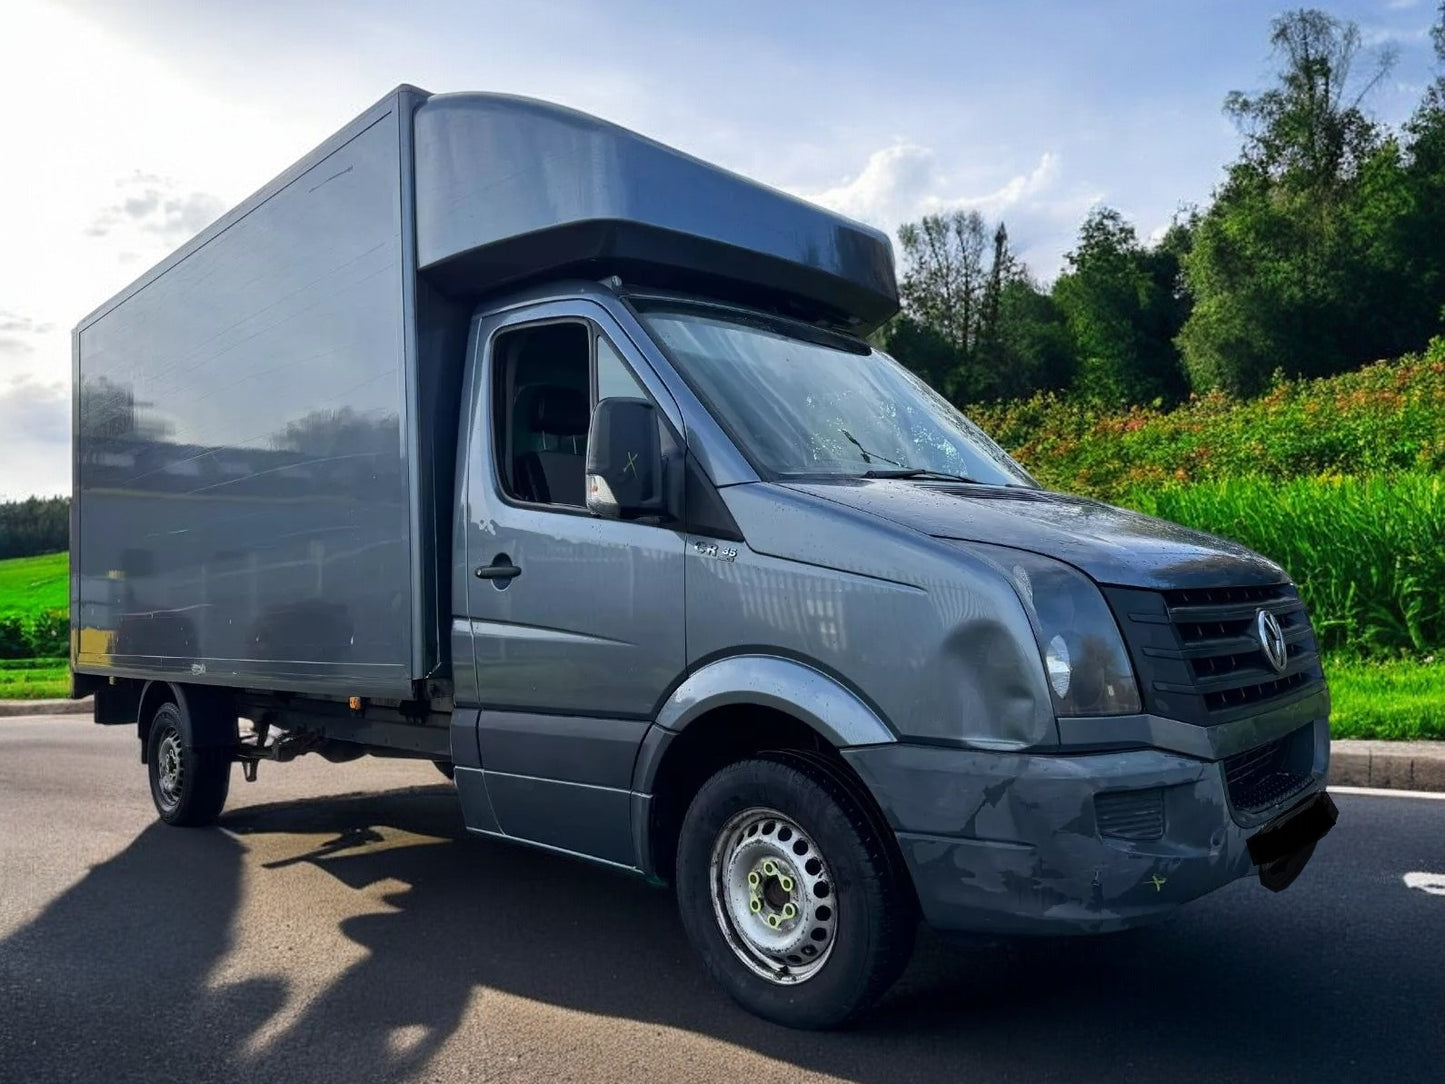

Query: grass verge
[0,659,70,701]
[1323,655,1445,741]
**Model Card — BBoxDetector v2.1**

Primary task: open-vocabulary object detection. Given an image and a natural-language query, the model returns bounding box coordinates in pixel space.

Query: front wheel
[675,756,915,1029]
[146,701,231,826]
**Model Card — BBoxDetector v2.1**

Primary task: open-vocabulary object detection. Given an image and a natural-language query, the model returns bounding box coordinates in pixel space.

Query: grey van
[72,87,1337,1028]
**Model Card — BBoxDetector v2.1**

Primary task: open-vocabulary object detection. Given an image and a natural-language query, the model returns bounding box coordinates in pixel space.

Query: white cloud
[0,375,69,499]
[0,312,56,362]
[960,154,1063,218]
[0,314,53,335]
[800,143,1101,280]
[806,143,943,227]
[86,174,226,245]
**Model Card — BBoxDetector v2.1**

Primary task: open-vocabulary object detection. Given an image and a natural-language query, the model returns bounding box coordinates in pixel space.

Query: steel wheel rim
[156,727,184,811]
[709,806,837,985]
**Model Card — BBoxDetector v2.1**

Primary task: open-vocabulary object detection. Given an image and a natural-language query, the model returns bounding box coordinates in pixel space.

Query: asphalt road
[1,717,1442,1084]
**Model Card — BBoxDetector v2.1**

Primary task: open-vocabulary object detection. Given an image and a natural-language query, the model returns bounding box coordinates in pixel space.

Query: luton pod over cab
[72,86,1337,1028]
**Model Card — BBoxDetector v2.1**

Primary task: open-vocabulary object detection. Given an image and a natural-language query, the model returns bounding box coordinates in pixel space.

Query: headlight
[1045,634,1071,697]
[970,545,1140,717]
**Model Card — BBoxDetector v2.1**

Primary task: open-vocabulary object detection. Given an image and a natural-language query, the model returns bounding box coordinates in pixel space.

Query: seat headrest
[529,386,589,437]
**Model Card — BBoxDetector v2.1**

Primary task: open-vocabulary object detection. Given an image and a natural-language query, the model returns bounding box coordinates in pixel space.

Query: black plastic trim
[92,680,142,726]
[481,769,636,866]
[683,452,744,541]
[476,709,649,789]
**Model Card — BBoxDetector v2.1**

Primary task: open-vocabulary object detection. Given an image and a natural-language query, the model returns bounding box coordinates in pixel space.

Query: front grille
[1203,670,1311,712]
[1095,789,1165,840]
[1223,724,1315,815]
[1102,581,1326,726]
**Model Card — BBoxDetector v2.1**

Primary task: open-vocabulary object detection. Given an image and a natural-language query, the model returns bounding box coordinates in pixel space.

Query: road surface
[1,716,1441,1083]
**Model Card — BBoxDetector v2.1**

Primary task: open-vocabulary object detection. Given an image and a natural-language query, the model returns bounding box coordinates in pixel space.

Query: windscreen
[640,308,1036,486]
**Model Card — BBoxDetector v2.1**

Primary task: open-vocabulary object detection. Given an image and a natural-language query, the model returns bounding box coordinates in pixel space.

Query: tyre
[146,701,232,827]
[675,756,916,1029]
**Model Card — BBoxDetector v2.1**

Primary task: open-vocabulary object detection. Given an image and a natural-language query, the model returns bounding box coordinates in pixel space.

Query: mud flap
[1248,791,1339,893]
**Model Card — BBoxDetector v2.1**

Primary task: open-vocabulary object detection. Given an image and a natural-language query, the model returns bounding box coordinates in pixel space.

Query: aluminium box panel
[413,93,899,332]
[72,87,437,699]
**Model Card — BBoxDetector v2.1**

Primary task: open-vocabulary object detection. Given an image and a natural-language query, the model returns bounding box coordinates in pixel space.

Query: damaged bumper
[843,718,1331,936]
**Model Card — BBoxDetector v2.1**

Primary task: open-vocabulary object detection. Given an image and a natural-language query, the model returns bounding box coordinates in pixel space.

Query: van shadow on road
[1,785,1438,1082]
[0,816,286,1084]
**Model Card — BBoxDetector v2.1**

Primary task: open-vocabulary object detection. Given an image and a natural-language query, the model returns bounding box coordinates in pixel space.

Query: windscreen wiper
[840,429,903,468]
[862,468,980,483]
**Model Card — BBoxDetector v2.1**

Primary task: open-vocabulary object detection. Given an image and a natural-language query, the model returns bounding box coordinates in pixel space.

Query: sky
[0,0,1440,499]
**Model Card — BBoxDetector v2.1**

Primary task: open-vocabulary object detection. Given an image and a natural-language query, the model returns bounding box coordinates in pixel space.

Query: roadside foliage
[967,341,1445,500]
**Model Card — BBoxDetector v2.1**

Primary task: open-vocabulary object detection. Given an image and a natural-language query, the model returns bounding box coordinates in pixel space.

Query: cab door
[458,300,685,865]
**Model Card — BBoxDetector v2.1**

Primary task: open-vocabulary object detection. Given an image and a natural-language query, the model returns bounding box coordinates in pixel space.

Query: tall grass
[1125,474,1445,657]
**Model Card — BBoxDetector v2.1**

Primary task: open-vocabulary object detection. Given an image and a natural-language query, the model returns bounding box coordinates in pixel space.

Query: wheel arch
[137,681,237,763]
[651,655,896,748]
[634,656,901,885]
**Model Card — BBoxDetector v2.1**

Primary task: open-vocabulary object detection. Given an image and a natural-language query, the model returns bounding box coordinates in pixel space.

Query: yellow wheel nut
[782,903,797,919]
[779,876,794,893]
[749,897,761,914]
[747,871,760,887]
[767,914,781,928]
[762,860,777,876]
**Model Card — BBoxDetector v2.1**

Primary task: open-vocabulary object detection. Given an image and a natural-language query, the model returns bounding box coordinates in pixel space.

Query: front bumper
[842,717,1330,936]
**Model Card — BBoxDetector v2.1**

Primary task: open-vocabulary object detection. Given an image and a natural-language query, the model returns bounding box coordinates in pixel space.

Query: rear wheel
[675,756,915,1029]
[146,701,231,826]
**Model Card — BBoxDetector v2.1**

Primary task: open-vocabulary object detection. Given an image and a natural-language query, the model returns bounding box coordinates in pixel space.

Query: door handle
[475,554,522,582]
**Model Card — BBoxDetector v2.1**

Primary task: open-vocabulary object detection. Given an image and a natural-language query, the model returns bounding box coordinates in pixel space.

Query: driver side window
[491,321,649,510]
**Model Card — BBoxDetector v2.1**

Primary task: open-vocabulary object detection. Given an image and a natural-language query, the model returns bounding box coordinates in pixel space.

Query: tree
[1223,9,1393,191]
[1393,2,1445,350]
[888,211,1072,402]
[0,497,69,559]
[1052,207,1191,404]
[994,276,1075,396]
[896,211,991,360]
[1177,9,1401,394]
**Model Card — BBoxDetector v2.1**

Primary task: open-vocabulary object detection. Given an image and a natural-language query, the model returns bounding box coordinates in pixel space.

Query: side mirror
[586,398,664,519]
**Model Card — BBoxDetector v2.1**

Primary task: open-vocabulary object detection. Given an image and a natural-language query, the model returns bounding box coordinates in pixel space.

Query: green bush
[967,339,1445,501]
[26,610,68,658]
[0,616,29,660]
[1124,474,1445,657]
[0,603,69,660]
